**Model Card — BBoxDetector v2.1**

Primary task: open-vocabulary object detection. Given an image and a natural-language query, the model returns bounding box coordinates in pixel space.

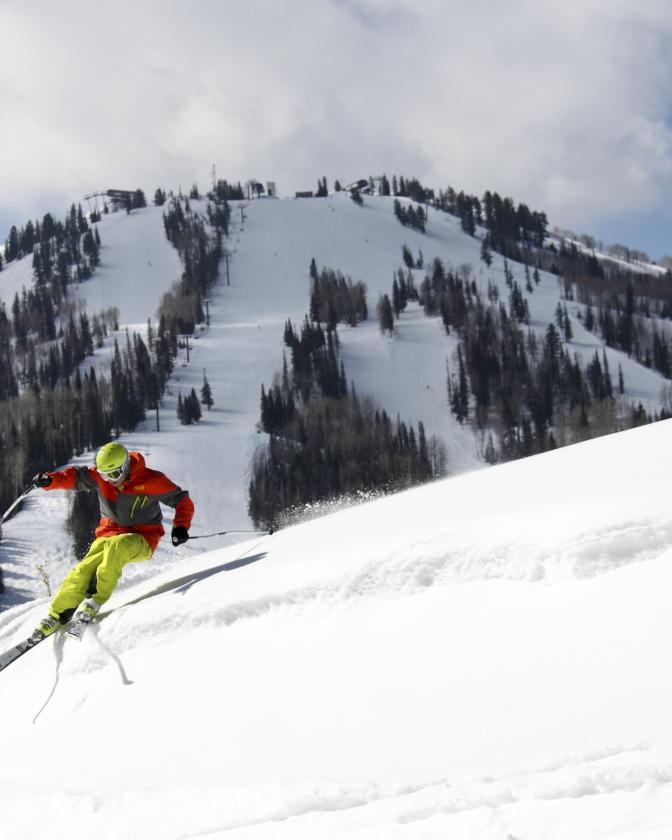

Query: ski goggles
[97,456,129,482]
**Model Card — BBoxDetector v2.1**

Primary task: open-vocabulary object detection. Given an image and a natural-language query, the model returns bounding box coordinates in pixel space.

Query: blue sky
[592,206,672,261]
[1,0,672,260]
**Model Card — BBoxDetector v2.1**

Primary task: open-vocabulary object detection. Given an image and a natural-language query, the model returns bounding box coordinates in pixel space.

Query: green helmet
[95,441,129,479]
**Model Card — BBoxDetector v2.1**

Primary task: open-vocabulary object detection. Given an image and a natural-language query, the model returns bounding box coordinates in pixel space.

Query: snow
[1,420,672,837]
[68,205,183,326]
[2,194,672,836]
[0,241,35,308]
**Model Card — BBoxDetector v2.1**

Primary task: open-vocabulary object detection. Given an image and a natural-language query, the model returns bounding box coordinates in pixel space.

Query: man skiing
[30,441,194,639]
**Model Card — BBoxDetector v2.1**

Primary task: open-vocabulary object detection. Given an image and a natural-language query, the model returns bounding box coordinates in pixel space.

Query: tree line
[0,321,175,511]
[0,189,231,575]
[544,240,672,379]
[393,199,426,233]
[309,259,368,327]
[375,252,662,462]
[249,263,447,528]
[2,204,95,268]
[160,195,226,335]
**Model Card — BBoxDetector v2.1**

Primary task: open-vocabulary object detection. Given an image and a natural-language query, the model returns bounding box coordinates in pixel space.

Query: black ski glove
[171,526,189,546]
[33,472,52,488]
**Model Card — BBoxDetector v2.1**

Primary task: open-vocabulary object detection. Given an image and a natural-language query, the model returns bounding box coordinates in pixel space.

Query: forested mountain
[0,188,230,587]
[1,173,671,599]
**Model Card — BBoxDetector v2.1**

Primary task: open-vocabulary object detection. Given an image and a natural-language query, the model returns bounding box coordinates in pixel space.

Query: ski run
[0,193,671,837]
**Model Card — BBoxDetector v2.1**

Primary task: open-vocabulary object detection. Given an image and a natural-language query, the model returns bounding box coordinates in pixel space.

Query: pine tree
[480,235,493,267]
[5,226,19,262]
[602,349,613,398]
[562,305,573,341]
[392,279,403,317]
[201,371,214,410]
[378,294,394,334]
[456,347,469,422]
[188,388,202,422]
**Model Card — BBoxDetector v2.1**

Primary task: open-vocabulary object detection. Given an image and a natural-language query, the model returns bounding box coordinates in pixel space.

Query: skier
[30,441,194,639]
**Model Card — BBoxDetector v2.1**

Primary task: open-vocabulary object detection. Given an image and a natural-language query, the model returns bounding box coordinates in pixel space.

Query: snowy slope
[1,420,672,838]
[68,204,183,326]
[0,205,183,322]
[3,192,671,610]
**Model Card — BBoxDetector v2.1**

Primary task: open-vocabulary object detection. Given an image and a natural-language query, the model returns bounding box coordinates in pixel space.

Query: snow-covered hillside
[3,193,671,610]
[1,419,672,838]
[2,193,672,837]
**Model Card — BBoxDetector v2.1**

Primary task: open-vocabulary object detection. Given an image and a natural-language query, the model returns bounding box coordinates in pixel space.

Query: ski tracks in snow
[184,746,672,839]
[7,745,669,839]
[77,511,672,662]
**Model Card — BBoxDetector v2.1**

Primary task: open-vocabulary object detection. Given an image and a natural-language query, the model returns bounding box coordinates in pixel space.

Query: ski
[0,614,96,672]
[66,614,93,640]
[0,633,47,672]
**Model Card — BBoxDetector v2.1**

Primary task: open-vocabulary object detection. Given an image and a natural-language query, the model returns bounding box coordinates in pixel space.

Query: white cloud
[1,0,672,241]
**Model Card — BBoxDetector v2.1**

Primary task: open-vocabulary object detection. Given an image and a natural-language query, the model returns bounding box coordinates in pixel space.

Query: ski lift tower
[246,180,264,199]
[83,191,107,217]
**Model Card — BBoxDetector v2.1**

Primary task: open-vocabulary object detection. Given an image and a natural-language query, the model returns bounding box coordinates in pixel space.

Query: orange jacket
[45,451,195,551]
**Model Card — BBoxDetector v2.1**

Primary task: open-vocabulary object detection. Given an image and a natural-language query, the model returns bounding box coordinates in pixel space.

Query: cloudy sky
[2,0,672,258]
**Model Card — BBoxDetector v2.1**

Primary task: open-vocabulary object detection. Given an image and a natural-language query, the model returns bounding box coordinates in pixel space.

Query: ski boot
[74,598,100,624]
[30,615,58,643]
[67,598,101,639]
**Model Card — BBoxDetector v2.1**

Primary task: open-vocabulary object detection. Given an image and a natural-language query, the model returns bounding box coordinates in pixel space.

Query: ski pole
[188,527,274,540]
[0,485,34,528]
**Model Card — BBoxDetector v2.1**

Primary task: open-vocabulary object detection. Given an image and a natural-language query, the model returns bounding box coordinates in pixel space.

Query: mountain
[1,190,670,607]
[1,185,672,835]
[1,415,671,838]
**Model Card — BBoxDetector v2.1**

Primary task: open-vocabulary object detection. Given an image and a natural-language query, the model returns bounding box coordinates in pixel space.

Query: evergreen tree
[188,387,202,422]
[378,294,394,334]
[5,226,19,262]
[201,371,214,410]
[480,235,493,267]
[562,305,573,341]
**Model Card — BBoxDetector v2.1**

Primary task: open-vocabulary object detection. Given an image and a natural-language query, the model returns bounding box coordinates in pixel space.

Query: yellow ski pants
[49,533,153,621]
